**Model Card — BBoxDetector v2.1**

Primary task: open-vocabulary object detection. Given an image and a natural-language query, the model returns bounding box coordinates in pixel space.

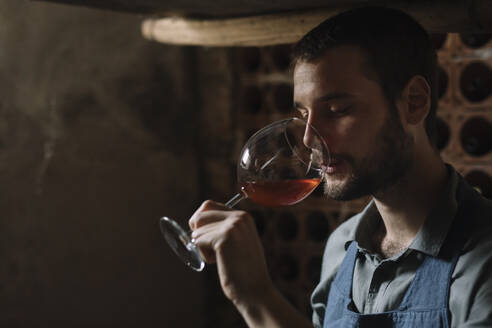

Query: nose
[303,112,326,147]
[302,117,330,166]
[303,123,317,149]
[303,121,327,154]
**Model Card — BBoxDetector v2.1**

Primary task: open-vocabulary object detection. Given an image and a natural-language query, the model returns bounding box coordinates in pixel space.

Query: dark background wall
[0,1,218,327]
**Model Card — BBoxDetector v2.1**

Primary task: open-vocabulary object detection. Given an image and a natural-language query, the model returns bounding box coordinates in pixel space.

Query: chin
[324,171,349,185]
[323,180,347,198]
[323,178,369,201]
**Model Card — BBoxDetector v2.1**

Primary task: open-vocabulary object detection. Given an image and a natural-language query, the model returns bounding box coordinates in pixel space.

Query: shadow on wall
[0,1,206,327]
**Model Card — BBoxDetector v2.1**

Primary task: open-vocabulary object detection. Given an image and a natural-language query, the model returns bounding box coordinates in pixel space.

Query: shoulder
[459,179,492,253]
[455,190,492,282]
[454,176,492,280]
[450,182,492,326]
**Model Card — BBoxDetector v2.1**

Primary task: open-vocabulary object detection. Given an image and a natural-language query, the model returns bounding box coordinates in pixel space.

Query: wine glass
[160,117,330,271]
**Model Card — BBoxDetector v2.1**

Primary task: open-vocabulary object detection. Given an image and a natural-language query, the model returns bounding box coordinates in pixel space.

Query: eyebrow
[294,92,354,109]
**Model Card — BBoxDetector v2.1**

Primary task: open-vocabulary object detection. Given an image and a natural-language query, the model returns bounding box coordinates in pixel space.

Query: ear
[401,75,431,125]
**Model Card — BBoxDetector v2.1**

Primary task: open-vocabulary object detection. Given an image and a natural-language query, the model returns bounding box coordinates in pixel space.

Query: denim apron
[322,183,470,328]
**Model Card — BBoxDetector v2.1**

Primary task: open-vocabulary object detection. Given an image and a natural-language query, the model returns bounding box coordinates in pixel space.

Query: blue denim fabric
[323,240,459,327]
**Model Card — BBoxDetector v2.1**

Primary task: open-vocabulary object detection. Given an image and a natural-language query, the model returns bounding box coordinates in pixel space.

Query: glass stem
[225,192,247,208]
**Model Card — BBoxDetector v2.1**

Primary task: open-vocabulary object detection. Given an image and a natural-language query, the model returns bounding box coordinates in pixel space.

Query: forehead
[293,45,372,97]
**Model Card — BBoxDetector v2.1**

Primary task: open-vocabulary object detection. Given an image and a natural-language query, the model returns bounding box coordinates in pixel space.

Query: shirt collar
[408,165,459,256]
[345,164,460,257]
[344,200,379,251]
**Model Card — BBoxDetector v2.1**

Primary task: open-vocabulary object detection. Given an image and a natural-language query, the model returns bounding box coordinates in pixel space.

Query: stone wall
[0,1,213,326]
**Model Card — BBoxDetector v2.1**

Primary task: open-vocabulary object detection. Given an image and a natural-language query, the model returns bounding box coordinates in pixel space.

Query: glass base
[159,217,205,272]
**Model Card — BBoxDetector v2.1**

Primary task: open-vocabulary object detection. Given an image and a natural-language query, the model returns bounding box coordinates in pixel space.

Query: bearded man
[188,7,492,328]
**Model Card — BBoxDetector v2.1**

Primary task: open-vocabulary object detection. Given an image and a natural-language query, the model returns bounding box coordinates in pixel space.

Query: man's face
[293,45,414,201]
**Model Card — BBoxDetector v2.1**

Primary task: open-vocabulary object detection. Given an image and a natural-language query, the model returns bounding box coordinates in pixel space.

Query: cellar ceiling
[33,0,492,32]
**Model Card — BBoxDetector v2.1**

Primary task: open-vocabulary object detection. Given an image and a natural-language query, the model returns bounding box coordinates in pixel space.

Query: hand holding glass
[160,117,330,271]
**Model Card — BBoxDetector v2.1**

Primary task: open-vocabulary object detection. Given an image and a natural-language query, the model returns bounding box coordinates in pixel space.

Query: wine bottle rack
[435,110,492,165]
[240,84,264,114]
[239,47,262,74]
[454,59,492,108]
[236,45,294,76]
[435,112,452,154]
[431,33,451,52]
[454,33,492,53]
[269,82,294,115]
[455,164,492,200]
[455,112,492,163]
[241,205,342,244]
[436,59,457,107]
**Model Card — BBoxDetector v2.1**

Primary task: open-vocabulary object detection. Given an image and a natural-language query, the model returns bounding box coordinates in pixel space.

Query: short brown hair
[292,6,439,146]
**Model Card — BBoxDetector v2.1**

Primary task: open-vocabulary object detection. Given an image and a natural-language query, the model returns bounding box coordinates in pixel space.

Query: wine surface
[242,178,321,206]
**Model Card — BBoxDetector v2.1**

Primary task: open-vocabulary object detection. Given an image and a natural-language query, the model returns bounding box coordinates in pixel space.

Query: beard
[324,107,414,201]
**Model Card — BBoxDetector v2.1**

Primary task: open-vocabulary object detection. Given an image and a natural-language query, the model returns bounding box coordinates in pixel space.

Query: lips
[326,158,343,174]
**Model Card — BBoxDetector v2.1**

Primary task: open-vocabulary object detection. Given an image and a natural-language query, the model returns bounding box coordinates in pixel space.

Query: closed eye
[325,104,353,117]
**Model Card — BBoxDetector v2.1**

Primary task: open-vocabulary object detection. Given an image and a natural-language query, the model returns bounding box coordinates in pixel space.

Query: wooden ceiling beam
[141,10,342,47]
[141,1,492,47]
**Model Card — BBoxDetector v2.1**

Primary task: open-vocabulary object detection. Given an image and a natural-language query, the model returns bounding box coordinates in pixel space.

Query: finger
[191,217,242,264]
[189,200,231,230]
[189,200,221,230]
[192,213,252,251]
[191,210,233,232]
[200,200,229,211]
[191,221,220,240]
[197,245,217,264]
[191,221,224,263]
[192,225,223,263]
[192,213,257,264]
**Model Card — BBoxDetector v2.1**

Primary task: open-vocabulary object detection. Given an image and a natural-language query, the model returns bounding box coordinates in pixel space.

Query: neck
[372,146,448,250]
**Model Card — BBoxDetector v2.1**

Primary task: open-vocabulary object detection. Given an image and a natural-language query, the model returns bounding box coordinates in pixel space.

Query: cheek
[331,117,383,157]
[325,117,358,148]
